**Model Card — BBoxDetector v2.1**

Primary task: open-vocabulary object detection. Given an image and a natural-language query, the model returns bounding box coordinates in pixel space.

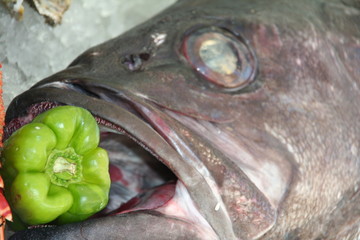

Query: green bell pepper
[1,106,110,226]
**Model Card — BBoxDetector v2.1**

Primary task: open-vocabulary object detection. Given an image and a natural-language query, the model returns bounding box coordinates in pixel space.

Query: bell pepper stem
[46,147,83,187]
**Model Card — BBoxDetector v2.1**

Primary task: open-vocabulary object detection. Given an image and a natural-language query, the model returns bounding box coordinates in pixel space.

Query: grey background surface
[0,0,175,108]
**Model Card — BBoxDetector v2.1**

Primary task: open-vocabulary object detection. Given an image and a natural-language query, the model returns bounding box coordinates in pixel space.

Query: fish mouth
[4,81,220,239]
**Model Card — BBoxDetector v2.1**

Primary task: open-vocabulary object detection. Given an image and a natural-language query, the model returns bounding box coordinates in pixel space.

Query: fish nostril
[121,52,150,71]
[139,53,150,61]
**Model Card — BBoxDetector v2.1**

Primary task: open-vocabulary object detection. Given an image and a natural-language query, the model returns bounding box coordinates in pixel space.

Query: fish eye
[182,27,257,90]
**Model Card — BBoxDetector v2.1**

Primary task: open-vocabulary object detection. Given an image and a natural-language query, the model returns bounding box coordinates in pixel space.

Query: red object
[0,64,13,240]
[0,64,4,147]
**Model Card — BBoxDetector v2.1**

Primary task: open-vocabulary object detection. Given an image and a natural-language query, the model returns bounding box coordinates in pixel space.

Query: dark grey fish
[5,0,360,239]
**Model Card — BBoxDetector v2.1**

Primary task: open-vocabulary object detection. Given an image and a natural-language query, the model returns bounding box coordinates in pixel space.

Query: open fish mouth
[4,80,220,239]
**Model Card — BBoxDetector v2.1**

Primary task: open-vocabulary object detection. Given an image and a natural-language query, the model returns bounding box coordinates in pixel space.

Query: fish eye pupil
[199,37,239,75]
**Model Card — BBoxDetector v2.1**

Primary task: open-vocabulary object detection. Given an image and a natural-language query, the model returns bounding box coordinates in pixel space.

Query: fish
[4,0,360,239]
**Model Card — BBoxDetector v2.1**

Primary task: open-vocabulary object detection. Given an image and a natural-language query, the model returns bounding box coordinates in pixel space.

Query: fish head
[5,0,360,239]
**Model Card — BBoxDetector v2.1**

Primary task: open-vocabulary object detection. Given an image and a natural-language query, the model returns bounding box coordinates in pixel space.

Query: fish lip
[5,85,184,177]
[10,211,213,239]
[4,84,223,238]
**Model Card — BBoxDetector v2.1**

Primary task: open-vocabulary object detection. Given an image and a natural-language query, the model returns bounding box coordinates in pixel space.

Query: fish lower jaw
[107,180,218,239]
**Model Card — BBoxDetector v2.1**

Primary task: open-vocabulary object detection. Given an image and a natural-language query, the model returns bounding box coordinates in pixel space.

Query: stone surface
[0,0,175,107]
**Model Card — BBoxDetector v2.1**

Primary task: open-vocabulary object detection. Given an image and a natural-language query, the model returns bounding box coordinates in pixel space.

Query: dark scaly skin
[5,0,360,239]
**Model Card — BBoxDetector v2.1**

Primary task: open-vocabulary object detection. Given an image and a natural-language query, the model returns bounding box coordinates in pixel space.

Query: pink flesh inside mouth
[4,101,218,238]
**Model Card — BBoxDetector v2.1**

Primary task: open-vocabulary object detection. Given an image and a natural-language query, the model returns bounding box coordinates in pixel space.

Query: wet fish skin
[5,0,360,239]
